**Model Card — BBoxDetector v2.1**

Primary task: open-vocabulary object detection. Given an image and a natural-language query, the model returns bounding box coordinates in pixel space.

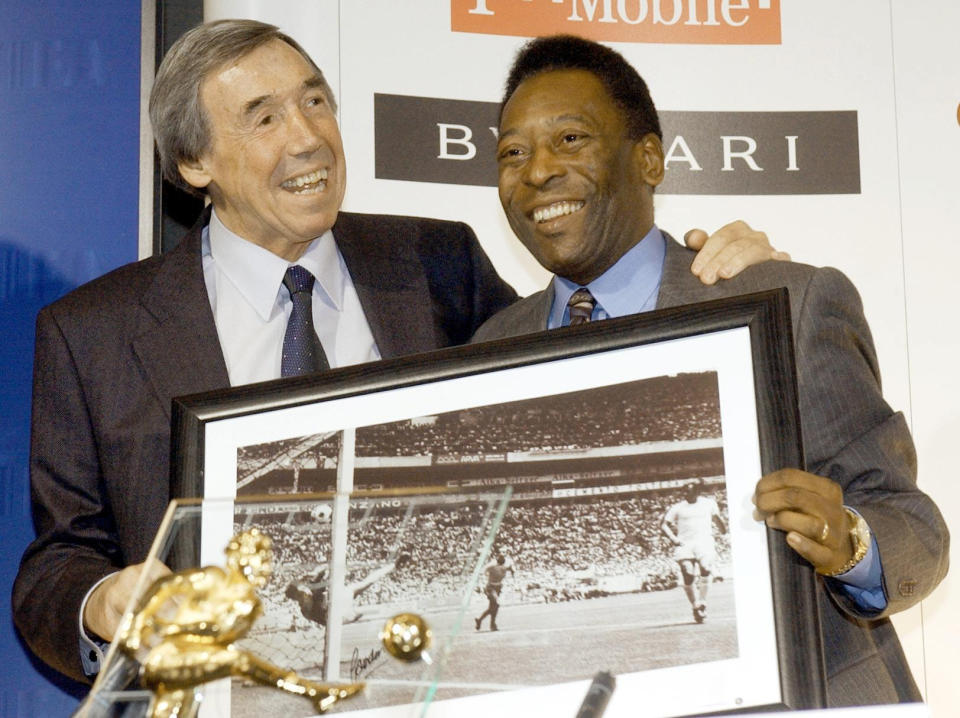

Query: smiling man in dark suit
[12,21,784,684]
[473,35,949,706]
[13,20,518,683]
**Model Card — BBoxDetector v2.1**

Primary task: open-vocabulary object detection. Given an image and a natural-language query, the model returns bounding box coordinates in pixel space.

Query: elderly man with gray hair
[13,19,780,683]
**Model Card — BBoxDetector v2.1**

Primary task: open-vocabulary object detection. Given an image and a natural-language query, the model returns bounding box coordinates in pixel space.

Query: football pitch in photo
[231,580,737,715]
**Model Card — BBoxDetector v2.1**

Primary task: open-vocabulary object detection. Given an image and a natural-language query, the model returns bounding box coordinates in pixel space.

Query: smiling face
[497,69,663,285]
[177,40,346,261]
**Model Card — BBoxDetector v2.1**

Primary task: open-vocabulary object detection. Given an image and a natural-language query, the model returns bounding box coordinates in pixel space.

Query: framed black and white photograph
[171,289,825,717]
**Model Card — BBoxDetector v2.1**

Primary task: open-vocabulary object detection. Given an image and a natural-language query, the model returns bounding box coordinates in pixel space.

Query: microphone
[575,671,616,718]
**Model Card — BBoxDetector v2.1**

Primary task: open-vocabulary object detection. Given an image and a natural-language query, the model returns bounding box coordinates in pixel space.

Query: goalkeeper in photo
[661,479,727,623]
[286,552,409,626]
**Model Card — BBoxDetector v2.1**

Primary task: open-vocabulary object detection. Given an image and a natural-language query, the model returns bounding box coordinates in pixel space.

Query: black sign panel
[374,93,860,195]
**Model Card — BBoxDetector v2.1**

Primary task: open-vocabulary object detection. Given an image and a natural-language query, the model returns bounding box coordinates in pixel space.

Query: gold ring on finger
[819,521,829,543]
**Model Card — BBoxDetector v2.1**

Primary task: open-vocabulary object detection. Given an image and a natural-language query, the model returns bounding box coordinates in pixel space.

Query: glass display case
[76,488,511,717]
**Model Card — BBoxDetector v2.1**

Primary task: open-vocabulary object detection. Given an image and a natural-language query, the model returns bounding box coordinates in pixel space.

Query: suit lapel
[132,209,230,419]
[529,283,555,332]
[333,212,439,359]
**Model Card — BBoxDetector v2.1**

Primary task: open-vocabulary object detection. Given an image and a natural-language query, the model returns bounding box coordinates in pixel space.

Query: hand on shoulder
[685,220,790,285]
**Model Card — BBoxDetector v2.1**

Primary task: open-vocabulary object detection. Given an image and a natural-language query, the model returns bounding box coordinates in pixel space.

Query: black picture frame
[170,289,825,716]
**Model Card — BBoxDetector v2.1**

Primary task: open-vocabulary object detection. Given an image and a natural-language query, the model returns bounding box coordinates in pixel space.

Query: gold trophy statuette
[116,529,363,718]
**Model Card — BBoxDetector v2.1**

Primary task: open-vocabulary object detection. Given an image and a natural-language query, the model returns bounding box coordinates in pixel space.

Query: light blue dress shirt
[549,225,665,328]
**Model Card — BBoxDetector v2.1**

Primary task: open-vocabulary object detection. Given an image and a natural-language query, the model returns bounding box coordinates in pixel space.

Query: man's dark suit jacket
[473,235,949,707]
[13,210,517,682]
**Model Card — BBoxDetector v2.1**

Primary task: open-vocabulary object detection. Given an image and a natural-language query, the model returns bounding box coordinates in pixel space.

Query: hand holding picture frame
[170,289,826,717]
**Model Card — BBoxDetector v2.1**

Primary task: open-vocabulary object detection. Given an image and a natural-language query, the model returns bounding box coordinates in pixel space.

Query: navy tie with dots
[281,265,330,377]
[567,287,596,326]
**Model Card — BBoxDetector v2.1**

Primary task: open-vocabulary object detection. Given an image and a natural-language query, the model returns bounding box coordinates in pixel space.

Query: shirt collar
[207,208,343,321]
[550,225,666,326]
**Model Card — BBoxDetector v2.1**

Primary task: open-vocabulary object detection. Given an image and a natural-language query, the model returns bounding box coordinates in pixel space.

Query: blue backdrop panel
[0,1,142,713]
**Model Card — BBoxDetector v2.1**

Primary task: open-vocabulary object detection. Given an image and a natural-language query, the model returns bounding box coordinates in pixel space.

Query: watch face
[854,512,869,537]
[849,511,870,556]
[820,509,871,576]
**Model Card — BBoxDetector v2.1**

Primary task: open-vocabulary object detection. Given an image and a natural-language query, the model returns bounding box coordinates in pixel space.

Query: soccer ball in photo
[310,503,333,522]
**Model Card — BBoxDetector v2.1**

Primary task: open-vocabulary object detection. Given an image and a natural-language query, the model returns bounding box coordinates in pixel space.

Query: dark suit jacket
[473,235,949,707]
[13,210,516,682]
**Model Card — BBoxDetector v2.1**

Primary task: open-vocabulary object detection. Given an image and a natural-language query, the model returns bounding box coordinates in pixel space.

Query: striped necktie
[567,287,596,326]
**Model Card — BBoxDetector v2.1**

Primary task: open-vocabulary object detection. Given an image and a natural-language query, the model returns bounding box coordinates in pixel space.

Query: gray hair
[149,19,336,196]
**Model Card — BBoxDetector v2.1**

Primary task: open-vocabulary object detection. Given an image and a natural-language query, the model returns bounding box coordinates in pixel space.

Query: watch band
[818,507,870,577]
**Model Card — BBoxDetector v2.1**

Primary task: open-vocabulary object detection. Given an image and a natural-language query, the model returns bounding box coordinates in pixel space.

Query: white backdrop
[202,1,959,715]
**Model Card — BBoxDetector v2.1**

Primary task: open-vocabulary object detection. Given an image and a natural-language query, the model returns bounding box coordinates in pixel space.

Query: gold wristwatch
[819,508,871,577]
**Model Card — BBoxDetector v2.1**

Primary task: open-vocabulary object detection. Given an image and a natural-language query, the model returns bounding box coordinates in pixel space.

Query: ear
[177,157,213,191]
[633,133,665,189]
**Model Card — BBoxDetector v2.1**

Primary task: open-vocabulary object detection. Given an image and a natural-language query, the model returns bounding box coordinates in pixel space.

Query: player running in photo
[475,553,514,632]
[660,479,727,624]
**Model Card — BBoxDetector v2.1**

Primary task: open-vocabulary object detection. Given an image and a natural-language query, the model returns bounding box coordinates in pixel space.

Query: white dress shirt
[202,209,380,384]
